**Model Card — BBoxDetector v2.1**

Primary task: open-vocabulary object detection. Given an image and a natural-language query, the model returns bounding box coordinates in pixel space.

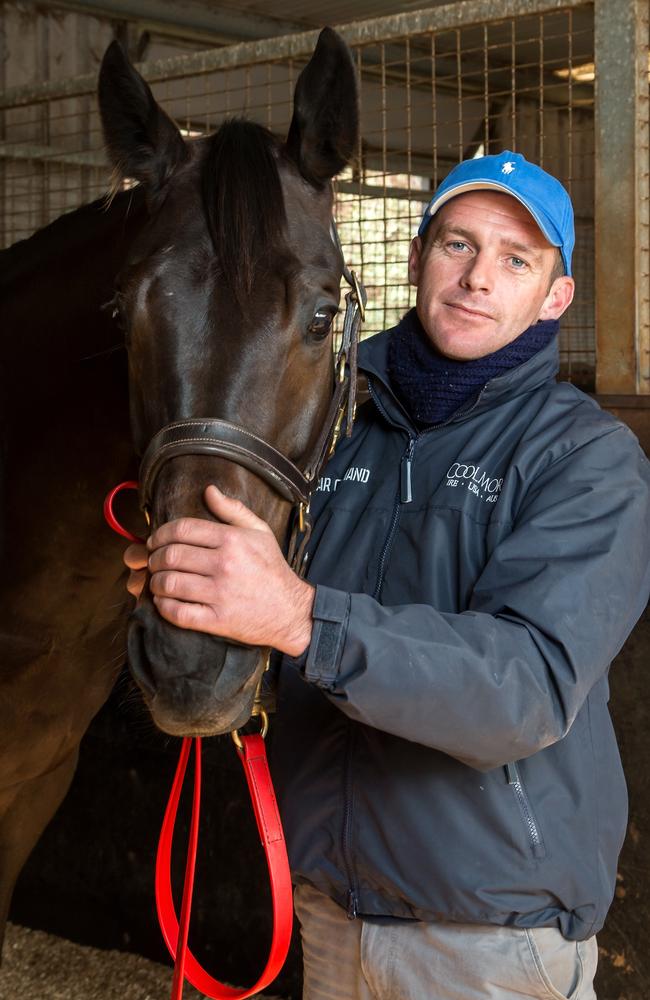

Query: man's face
[408,190,575,360]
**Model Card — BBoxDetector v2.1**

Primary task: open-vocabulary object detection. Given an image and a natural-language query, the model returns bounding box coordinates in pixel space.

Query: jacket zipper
[400,437,415,503]
[350,378,503,898]
[373,436,415,599]
[341,725,359,918]
[367,379,492,599]
[505,762,546,859]
[370,382,489,598]
[367,382,417,600]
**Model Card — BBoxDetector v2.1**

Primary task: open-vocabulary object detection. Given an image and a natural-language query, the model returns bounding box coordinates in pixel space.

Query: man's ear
[408,236,423,287]
[538,276,575,321]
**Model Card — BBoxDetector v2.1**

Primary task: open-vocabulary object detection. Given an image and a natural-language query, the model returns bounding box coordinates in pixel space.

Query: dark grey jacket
[272,317,650,941]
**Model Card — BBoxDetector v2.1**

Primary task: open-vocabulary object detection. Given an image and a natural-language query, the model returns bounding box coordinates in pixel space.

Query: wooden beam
[595,0,650,394]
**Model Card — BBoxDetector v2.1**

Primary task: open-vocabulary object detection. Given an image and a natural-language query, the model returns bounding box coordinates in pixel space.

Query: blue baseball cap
[418,150,574,277]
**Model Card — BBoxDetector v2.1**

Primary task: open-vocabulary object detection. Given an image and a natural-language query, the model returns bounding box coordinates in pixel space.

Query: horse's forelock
[201,120,287,305]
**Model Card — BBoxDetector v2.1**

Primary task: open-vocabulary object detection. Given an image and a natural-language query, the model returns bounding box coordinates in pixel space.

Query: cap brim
[419,180,562,251]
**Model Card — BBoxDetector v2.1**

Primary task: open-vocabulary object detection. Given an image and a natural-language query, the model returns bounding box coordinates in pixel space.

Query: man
[126,151,650,999]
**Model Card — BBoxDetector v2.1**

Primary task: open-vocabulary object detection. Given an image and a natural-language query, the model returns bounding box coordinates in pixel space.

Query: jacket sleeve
[297,423,650,771]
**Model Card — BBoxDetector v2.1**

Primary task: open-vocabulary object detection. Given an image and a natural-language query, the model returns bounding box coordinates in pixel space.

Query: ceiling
[46,0,468,47]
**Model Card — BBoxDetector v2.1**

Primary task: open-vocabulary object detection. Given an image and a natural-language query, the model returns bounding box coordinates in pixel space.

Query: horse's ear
[285,27,358,187]
[98,40,187,195]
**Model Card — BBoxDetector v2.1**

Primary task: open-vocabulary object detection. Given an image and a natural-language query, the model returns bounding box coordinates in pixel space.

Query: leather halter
[138,222,367,570]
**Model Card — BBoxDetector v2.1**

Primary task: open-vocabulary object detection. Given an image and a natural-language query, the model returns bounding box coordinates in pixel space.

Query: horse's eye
[308,307,336,339]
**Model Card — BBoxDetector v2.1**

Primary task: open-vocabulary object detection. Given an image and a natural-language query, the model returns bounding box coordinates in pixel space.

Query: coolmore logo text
[446,462,503,503]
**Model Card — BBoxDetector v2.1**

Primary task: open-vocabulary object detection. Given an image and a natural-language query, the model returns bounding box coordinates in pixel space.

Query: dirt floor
[0,923,282,1000]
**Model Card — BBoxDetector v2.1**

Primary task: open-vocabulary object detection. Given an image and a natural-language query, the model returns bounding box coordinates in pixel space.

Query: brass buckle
[350,269,366,321]
[298,500,310,533]
[328,402,346,458]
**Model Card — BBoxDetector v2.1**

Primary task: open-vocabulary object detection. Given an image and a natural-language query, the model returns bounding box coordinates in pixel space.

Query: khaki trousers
[294,884,598,1000]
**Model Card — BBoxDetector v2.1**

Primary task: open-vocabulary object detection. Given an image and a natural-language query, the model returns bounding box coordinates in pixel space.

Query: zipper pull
[400,439,415,503]
[505,762,518,785]
[346,888,359,920]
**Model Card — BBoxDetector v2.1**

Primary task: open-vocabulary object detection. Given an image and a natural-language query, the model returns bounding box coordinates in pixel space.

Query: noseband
[138,223,367,573]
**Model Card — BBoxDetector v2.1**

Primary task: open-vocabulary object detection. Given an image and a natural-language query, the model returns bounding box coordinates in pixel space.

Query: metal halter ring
[231,708,270,751]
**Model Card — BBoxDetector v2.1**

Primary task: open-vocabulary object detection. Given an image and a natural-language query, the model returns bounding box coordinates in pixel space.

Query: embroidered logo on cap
[501,161,516,175]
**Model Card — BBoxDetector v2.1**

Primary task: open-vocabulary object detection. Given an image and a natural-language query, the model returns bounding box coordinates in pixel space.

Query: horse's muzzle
[127,603,264,736]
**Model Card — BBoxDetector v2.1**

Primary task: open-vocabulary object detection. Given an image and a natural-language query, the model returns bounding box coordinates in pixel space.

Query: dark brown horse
[0,27,358,952]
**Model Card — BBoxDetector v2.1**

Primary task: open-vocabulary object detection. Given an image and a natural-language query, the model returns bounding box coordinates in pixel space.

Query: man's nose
[460,251,494,293]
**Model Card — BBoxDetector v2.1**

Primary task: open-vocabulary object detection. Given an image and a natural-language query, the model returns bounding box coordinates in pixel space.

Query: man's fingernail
[146,536,153,550]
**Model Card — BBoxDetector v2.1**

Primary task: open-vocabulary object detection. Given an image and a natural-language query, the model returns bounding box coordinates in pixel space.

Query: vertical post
[594,0,650,394]
[0,0,5,249]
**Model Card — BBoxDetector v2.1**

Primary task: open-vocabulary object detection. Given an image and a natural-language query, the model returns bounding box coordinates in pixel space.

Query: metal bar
[0,0,590,109]
[455,28,462,158]
[0,139,450,182]
[0,0,6,247]
[538,16,544,165]
[594,0,649,394]
[594,394,650,408]
[430,33,438,188]
[48,0,306,47]
[510,20,516,149]
[0,142,105,168]
[483,24,489,154]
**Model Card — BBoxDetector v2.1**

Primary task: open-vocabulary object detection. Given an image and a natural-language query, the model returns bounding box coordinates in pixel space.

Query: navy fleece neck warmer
[387,308,559,426]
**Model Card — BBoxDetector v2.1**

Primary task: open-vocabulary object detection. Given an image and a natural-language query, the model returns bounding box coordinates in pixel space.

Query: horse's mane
[201,119,287,303]
[2,122,285,301]
[0,187,146,290]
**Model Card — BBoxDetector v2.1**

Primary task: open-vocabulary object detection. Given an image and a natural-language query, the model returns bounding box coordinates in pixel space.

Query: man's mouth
[445,302,495,320]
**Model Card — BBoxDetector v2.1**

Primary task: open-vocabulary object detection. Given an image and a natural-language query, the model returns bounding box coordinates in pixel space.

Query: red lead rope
[157,735,293,1000]
[104,482,294,1000]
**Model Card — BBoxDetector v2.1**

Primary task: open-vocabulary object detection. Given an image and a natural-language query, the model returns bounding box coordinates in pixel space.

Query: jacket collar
[359,314,560,432]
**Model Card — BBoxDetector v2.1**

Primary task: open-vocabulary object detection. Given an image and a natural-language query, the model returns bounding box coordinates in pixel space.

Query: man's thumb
[204,484,268,531]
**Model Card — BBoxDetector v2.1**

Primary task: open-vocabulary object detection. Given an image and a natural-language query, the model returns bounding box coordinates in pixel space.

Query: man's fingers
[204,484,271,533]
[124,542,148,570]
[148,542,218,577]
[127,568,147,599]
[153,595,219,634]
[148,517,224,552]
[148,487,271,553]
[149,569,222,606]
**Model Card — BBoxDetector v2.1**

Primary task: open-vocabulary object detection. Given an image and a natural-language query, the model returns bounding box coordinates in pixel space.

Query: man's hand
[142,485,314,657]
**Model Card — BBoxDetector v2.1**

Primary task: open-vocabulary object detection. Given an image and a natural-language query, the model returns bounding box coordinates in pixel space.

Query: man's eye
[509,256,527,269]
[308,308,336,339]
[448,241,468,252]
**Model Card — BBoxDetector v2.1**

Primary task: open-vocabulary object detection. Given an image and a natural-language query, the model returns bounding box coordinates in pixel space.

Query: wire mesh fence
[0,1,599,385]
